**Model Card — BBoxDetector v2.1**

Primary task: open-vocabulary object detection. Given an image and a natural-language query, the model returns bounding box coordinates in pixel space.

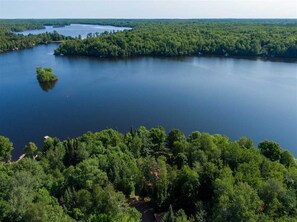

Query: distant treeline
[0,20,72,53]
[1,19,297,58]
[0,19,137,53]
[53,20,297,58]
[0,127,296,221]
[0,31,70,53]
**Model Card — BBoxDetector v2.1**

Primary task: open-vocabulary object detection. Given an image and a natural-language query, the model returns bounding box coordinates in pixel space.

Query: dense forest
[1,19,297,58]
[54,20,297,58]
[0,30,67,53]
[0,19,133,53]
[0,20,71,53]
[0,127,296,221]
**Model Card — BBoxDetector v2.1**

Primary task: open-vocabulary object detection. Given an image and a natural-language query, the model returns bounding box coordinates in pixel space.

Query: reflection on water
[38,80,58,92]
[0,44,296,158]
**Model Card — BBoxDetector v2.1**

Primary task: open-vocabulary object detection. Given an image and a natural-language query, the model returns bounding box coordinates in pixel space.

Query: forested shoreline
[0,20,72,53]
[1,19,297,221]
[0,127,296,221]
[0,19,131,53]
[1,19,297,59]
[54,20,297,59]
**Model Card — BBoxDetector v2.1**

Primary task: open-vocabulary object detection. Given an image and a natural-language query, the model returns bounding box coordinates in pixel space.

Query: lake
[1,25,297,158]
[15,23,131,38]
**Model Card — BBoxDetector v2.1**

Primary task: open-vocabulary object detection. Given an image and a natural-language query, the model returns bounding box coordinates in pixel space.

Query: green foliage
[1,19,296,59]
[167,129,186,149]
[25,142,38,158]
[162,206,192,222]
[280,150,296,167]
[0,136,13,162]
[172,166,200,213]
[175,209,192,222]
[162,205,175,222]
[237,136,253,149]
[54,20,297,59]
[149,127,166,152]
[0,19,73,53]
[213,181,262,222]
[259,140,282,161]
[0,127,296,221]
[36,67,58,83]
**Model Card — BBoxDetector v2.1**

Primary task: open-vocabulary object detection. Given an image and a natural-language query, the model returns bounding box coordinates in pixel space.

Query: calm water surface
[15,24,131,38]
[0,42,296,157]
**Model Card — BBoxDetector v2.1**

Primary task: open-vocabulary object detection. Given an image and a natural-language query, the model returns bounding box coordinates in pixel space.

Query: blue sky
[0,0,296,19]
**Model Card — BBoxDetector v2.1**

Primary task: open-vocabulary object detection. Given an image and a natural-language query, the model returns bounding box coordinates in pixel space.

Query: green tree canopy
[0,136,13,162]
[259,140,282,161]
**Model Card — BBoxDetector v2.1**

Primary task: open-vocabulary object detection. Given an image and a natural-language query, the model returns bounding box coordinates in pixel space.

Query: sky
[0,0,296,19]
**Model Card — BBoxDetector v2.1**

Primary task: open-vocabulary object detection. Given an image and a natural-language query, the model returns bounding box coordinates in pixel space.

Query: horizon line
[1,17,297,20]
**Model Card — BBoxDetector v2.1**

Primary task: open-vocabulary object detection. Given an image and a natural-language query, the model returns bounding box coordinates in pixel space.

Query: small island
[36,67,58,83]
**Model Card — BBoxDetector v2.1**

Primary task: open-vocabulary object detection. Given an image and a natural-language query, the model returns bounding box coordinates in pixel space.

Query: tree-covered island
[36,67,58,83]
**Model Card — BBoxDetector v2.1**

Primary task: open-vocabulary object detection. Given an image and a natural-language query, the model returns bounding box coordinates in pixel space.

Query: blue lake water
[1,25,297,158]
[15,23,131,38]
